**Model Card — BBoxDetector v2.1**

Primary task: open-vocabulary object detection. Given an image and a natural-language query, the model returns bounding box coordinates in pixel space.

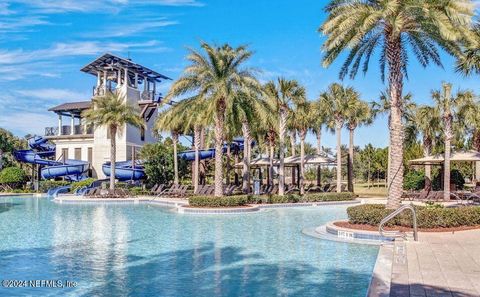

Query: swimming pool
[0,196,378,297]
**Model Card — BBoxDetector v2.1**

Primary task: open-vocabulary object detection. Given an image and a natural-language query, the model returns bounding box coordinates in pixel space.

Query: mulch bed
[334,221,480,233]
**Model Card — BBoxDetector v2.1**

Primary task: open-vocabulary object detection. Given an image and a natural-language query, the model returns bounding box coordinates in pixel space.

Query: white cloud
[0,112,56,136]
[87,18,179,38]
[6,0,203,13]
[0,40,168,81]
[15,88,88,101]
[0,3,15,15]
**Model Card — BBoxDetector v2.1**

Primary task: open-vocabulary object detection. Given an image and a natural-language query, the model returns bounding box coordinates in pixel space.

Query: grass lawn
[354,182,387,198]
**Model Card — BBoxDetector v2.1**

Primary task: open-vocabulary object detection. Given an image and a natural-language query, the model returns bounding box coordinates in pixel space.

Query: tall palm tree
[406,105,441,179]
[291,92,311,195]
[227,90,265,193]
[164,42,260,197]
[345,98,371,192]
[83,92,144,190]
[156,96,210,190]
[311,101,329,186]
[320,0,474,208]
[319,83,354,193]
[264,78,305,196]
[456,22,480,75]
[432,83,474,200]
[371,91,416,187]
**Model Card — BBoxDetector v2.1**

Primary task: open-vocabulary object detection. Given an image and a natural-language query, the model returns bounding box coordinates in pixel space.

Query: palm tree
[227,90,265,193]
[319,83,354,193]
[264,78,305,196]
[345,98,371,192]
[456,22,480,75]
[371,91,416,187]
[406,105,441,179]
[164,42,260,197]
[291,92,311,195]
[156,96,209,190]
[320,0,474,208]
[432,83,474,200]
[83,92,144,190]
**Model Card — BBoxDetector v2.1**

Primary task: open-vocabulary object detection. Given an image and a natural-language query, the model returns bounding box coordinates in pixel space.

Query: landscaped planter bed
[347,204,480,229]
[334,220,480,233]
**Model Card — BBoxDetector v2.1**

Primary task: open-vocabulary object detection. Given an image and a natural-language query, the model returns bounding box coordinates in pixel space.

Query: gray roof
[49,101,91,114]
[80,53,171,82]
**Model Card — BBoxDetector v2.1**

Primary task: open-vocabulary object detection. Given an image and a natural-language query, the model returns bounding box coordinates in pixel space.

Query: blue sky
[0,0,479,150]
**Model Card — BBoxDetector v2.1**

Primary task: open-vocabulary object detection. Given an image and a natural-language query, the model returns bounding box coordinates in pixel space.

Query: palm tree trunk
[193,126,201,193]
[214,105,225,197]
[290,130,296,186]
[279,109,287,196]
[242,121,251,193]
[299,129,306,195]
[423,145,431,180]
[226,144,231,185]
[110,125,117,190]
[172,131,179,185]
[315,128,322,186]
[269,142,274,187]
[348,128,354,192]
[335,119,342,193]
[199,127,206,185]
[473,129,480,181]
[385,37,404,209]
[444,136,451,200]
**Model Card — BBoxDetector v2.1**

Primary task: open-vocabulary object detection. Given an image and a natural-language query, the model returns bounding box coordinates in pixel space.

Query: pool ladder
[379,204,418,241]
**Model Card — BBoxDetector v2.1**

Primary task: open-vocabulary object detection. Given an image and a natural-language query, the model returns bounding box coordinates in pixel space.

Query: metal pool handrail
[379,204,418,241]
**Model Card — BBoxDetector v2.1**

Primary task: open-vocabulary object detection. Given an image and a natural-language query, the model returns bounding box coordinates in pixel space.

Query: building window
[87,148,93,164]
[74,148,81,160]
[62,148,69,162]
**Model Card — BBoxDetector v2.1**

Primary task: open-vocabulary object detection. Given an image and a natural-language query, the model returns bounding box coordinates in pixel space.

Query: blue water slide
[178,139,250,162]
[47,185,71,197]
[14,136,88,181]
[41,159,89,181]
[102,161,146,181]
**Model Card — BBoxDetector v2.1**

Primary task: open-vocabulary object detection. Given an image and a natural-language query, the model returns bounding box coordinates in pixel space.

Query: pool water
[0,196,378,297]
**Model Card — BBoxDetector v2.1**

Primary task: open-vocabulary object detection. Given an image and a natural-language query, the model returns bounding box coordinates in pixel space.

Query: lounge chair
[158,184,177,196]
[322,183,331,192]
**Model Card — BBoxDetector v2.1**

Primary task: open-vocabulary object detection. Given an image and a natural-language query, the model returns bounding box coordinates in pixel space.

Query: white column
[103,71,107,94]
[70,114,75,135]
[117,69,121,85]
[58,114,62,136]
[96,72,101,87]
[124,68,129,86]
[82,118,87,135]
[134,73,138,88]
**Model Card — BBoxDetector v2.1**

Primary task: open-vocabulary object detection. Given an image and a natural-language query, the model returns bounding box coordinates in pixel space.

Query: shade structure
[284,154,335,166]
[234,157,279,168]
[409,150,480,165]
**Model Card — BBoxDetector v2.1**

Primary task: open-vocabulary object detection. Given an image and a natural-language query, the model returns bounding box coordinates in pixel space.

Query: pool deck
[370,229,480,297]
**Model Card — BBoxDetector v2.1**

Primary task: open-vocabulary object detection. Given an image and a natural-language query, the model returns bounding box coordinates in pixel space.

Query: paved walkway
[390,230,480,297]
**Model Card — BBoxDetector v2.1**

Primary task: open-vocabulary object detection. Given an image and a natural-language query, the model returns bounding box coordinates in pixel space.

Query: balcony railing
[45,125,93,136]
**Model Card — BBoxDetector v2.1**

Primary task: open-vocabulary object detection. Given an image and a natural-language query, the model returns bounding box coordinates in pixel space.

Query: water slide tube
[178,138,249,162]
[14,136,88,181]
[102,161,146,181]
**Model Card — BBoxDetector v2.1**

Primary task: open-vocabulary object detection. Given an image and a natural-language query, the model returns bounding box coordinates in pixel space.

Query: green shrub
[267,194,300,204]
[303,192,356,202]
[39,180,70,192]
[0,167,26,184]
[70,178,95,192]
[129,186,148,195]
[403,170,425,190]
[347,204,480,228]
[189,195,248,207]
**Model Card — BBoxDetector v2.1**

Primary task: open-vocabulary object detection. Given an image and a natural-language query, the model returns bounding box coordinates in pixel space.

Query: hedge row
[347,204,480,228]
[189,195,249,207]
[248,192,356,204]
[188,192,356,208]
